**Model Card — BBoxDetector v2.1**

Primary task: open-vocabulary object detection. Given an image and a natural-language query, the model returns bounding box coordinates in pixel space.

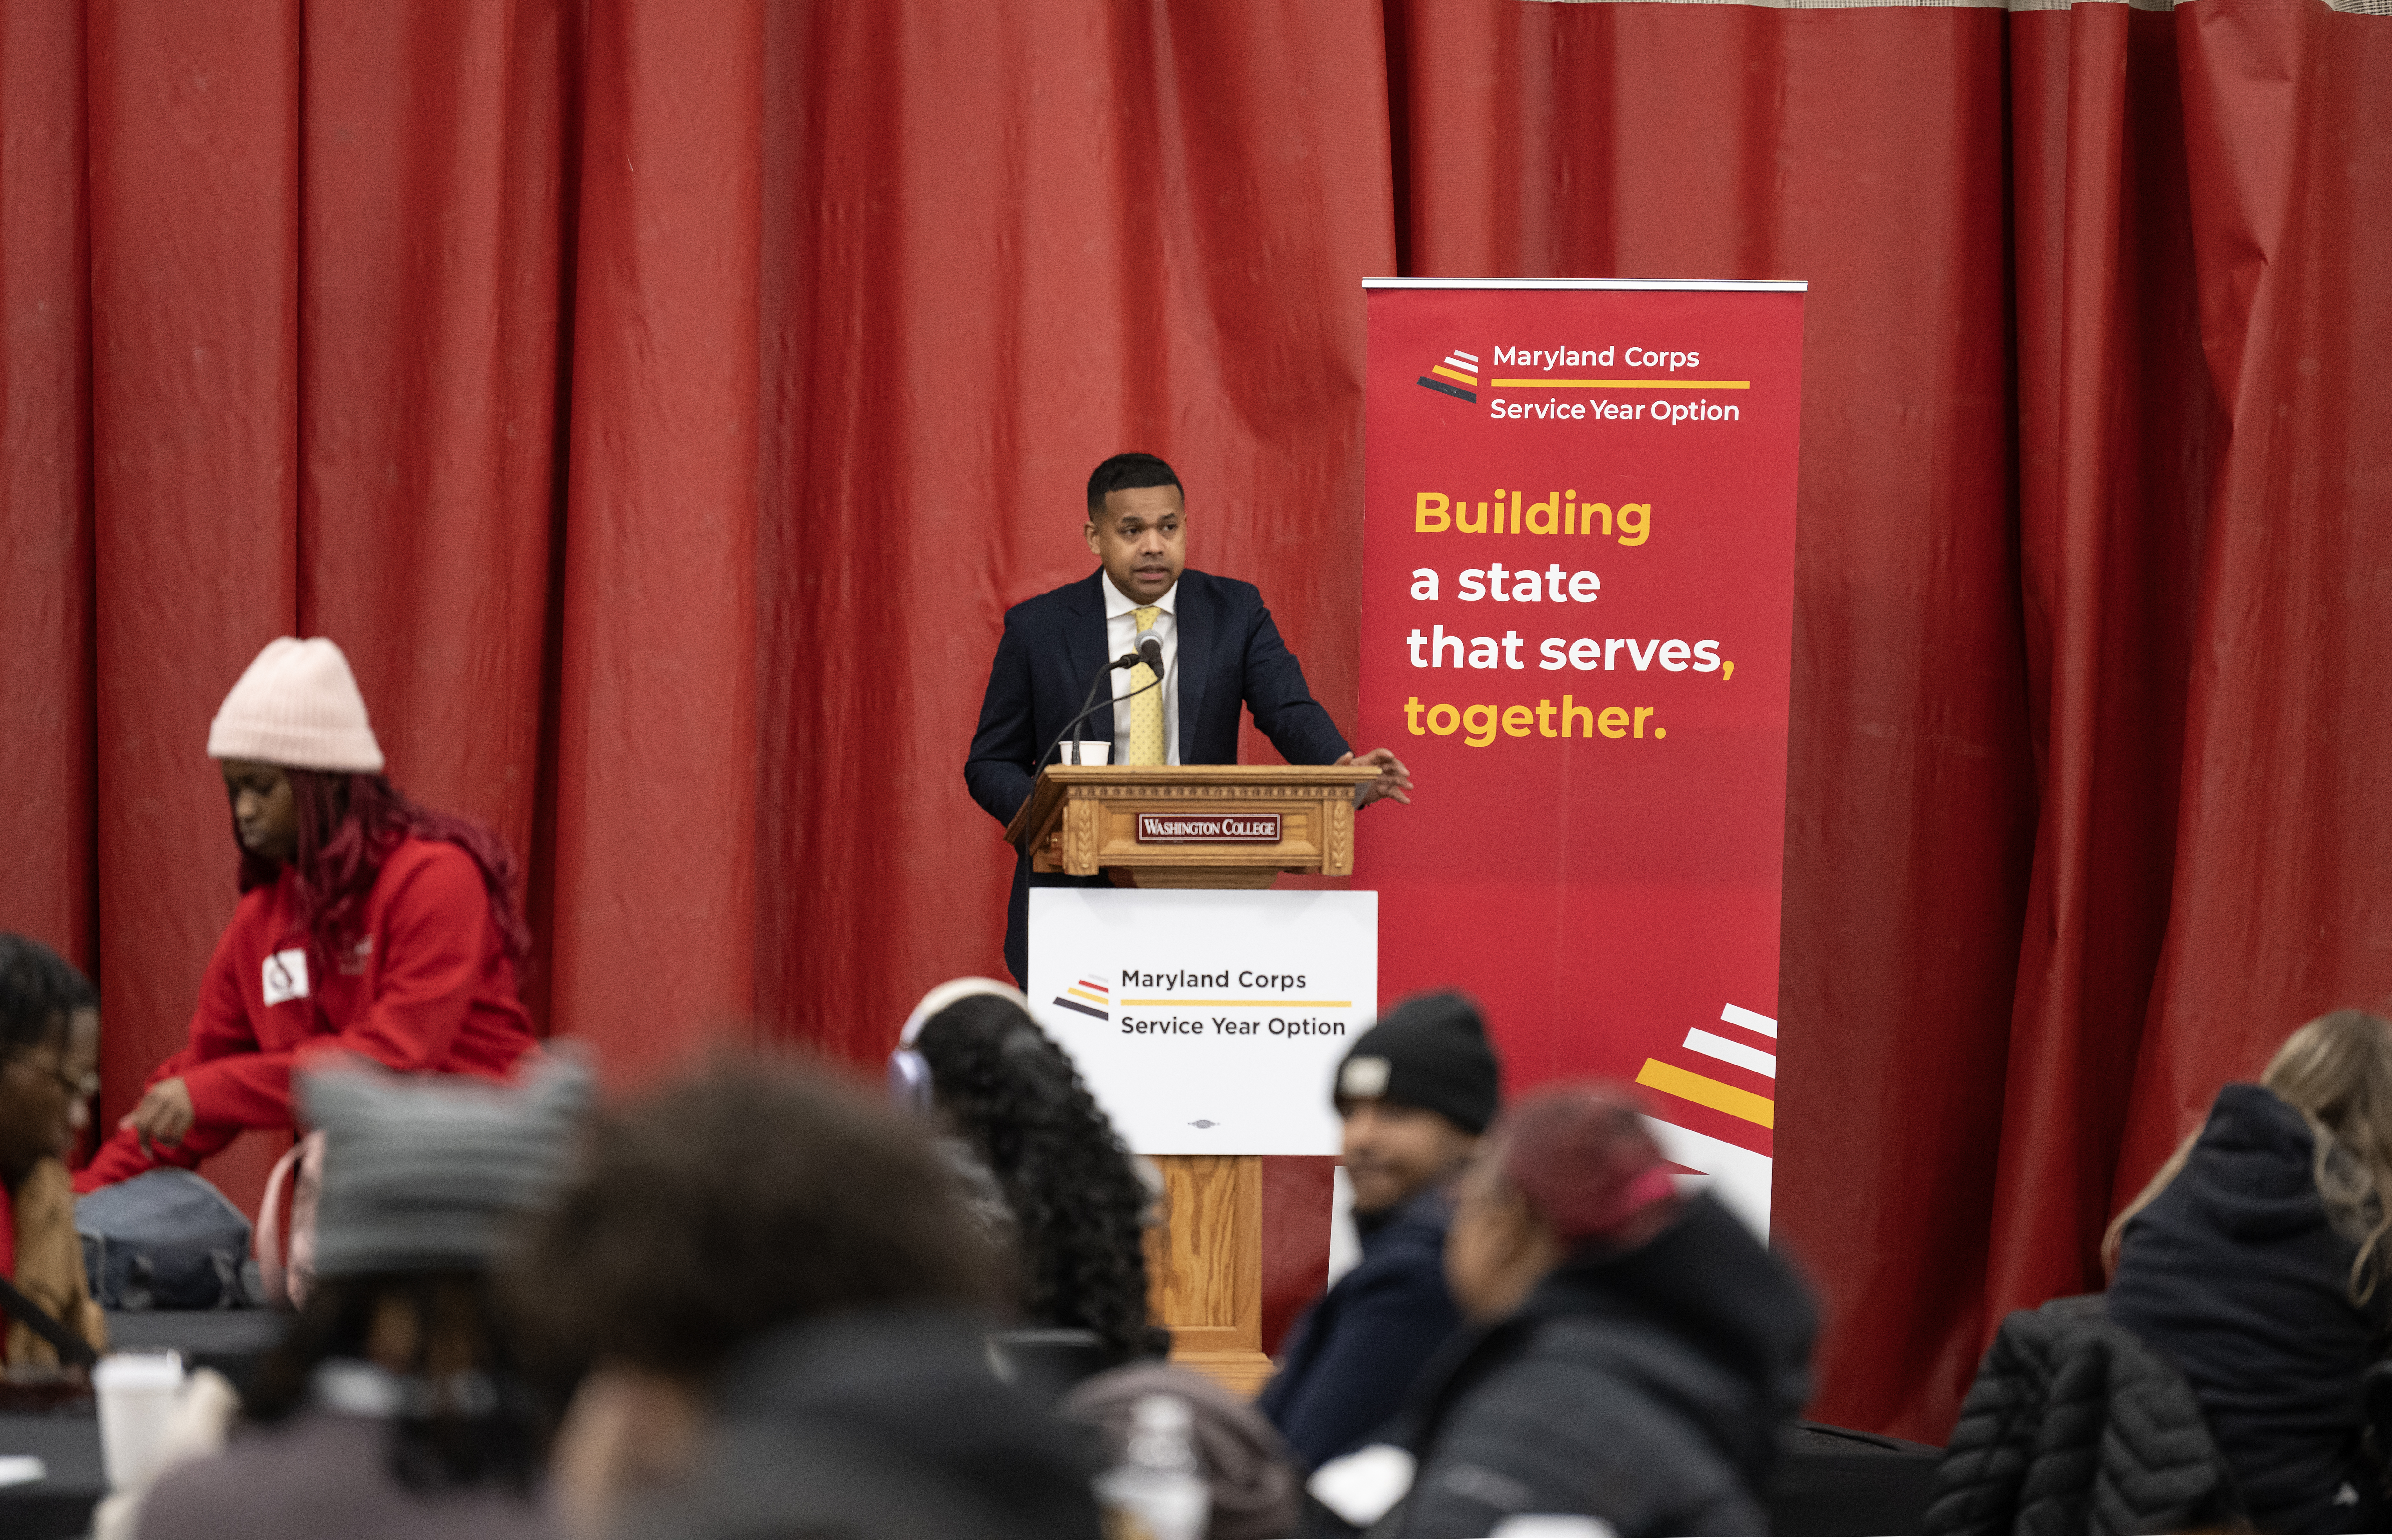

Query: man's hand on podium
[1338,748,1413,808]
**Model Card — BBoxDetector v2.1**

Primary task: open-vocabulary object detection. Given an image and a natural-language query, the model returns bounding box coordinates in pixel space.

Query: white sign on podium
[1025,888,1379,1156]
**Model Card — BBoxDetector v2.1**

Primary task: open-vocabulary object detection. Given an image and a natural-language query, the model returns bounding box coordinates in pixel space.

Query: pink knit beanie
[206,637,385,773]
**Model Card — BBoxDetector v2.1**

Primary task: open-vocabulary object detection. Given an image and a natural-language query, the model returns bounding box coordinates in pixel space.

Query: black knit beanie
[1333,991,1501,1135]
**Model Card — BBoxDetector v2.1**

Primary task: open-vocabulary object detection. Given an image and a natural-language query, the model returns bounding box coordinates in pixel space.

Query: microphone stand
[1035,651,1169,771]
[1061,653,1120,765]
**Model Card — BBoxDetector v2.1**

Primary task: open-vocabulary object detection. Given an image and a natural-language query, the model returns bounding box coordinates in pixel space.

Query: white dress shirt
[1101,571,1180,765]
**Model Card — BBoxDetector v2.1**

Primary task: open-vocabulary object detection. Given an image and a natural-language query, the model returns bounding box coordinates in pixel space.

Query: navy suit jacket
[966,568,1350,982]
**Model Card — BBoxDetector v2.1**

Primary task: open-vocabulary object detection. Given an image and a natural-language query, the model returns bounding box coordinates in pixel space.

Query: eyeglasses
[5,1051,98,1102]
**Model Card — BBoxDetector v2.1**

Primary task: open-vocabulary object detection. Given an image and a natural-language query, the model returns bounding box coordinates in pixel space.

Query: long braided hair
[233,770,529,985]
[914,994,1161,1362]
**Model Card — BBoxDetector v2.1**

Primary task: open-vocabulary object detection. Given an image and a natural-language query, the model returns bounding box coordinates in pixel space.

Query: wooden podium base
[1007,768,1371,1401]
[1146,1154,1275,1396]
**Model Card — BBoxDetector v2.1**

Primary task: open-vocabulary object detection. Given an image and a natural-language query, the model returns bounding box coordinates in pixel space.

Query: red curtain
[2,0,2385,1441]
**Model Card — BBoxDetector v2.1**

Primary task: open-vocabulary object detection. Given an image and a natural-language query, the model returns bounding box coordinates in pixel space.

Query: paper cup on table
[94,1351,185,1492]
[1063,741,1111,766]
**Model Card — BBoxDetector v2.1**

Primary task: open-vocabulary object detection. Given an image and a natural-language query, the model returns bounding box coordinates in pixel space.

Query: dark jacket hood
[1522,1194,1815,1478]
[2172,1083,2337,1246]
[2106,1083,2392,1530]
[1405,1193,1816,1490]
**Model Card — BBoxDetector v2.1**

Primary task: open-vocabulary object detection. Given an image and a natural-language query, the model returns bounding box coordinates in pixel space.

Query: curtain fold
[1981,0,2216,1374]
[3,0,2385,1440]
[2120,0,2392,1193]
[0,0,92,966]
[294,0,573,1023]
[549,0,762,1082]
[86,0,304,1206]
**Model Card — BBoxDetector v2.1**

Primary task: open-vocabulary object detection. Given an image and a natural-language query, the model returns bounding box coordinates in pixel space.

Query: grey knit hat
[300,1050,595,1279]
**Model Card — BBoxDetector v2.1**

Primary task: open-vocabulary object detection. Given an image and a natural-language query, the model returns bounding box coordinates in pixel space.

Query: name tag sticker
[262,948,310,1006]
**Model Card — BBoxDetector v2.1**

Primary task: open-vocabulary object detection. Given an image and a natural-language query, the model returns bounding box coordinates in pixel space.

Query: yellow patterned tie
[1127,606,1165,765]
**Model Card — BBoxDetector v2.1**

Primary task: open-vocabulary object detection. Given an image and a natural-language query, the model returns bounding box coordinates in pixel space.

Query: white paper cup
[1062,741,1111,766]
[94,1351,185,1492]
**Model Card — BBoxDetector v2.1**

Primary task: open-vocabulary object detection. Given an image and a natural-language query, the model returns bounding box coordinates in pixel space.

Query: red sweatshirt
[76,837,539,1192]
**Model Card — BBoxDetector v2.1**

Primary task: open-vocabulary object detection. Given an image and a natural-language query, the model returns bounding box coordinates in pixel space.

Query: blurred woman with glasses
[0,933,106,1368]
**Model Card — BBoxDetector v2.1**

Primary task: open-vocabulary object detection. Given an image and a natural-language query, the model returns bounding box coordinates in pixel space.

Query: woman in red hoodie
[78,637,540,1191]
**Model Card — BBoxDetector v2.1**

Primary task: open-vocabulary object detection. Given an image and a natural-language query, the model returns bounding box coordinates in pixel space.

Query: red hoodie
[76,837,539,1192]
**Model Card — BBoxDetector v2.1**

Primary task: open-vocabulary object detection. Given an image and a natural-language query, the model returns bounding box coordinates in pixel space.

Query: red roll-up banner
[1356,279,1806,1232]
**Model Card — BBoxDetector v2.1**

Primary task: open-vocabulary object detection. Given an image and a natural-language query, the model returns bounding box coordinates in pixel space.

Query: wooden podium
[1006,763,1375,1394]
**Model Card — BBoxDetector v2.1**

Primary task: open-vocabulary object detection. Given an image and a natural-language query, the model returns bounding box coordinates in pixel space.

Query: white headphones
[887,976,1034,1116]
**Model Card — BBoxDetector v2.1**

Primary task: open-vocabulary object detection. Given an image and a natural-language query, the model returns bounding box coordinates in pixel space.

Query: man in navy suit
[966,452,1412,984]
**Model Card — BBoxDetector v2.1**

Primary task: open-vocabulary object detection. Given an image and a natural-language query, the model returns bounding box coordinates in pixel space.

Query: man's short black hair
[0,933,94,1055]
[1086,453,1183,517]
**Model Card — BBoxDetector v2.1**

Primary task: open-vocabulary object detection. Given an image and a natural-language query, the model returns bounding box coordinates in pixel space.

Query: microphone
[1034,639,1170,770]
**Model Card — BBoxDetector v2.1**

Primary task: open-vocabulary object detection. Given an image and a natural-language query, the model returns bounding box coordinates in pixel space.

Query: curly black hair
[0,933,95,1054]
[914,994,1163,1363]
[508,1057,998,1382]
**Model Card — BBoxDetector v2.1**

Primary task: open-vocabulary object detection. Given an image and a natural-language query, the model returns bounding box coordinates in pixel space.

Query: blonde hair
[2103,1010,2392,1303]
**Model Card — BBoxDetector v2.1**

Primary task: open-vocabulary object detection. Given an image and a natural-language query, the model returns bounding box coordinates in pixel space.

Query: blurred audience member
[0,934,105,1367]
[135,1052,593,1540]
[1347,1084,1815,1537]
[515,1059,1103,1540]
[905,977,1165,1363]
[1065,1361,1303,1538]
[2106,1009,2392,1532]
[1261,991,1499,1468]
[80,637,540,1192]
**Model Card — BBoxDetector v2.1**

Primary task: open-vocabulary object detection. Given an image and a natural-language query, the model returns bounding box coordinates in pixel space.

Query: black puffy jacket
[1379,1194,1816,1537]
[2107,1082,2392,1532]
[1926,1306,2240,1534]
